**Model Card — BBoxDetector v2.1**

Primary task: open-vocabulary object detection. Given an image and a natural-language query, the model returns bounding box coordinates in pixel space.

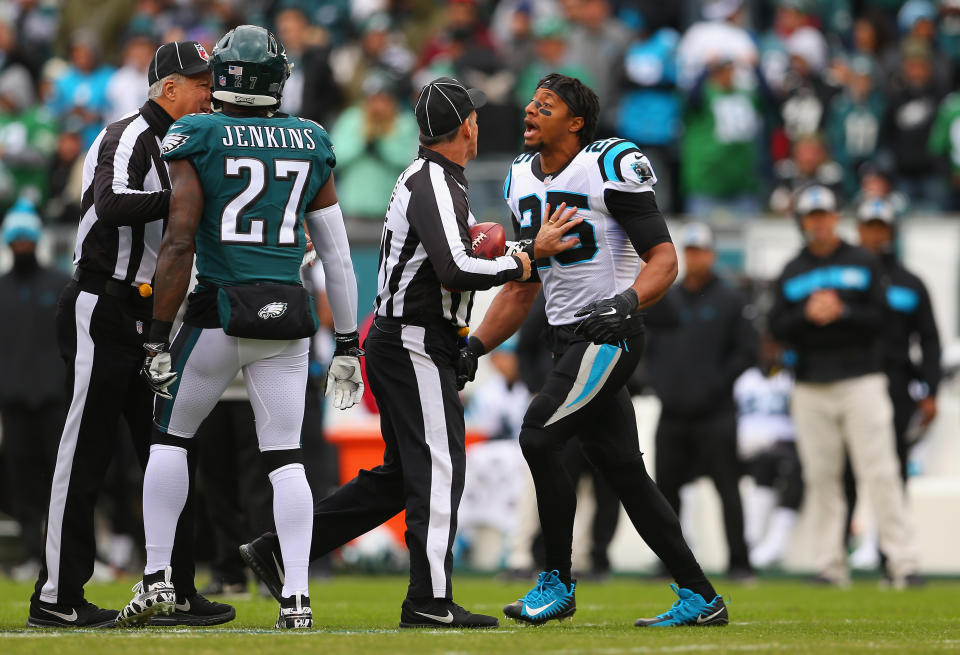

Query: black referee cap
[149,41,211,86]
[415,77,486,137]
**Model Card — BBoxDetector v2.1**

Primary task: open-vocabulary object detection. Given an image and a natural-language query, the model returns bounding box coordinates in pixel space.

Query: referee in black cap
[241,77,577,628]
[28,41,233,628]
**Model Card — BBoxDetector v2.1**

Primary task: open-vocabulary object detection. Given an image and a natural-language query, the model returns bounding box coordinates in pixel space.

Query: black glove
[574,288,639,345]
[142,340,176,398]
[456,336,486,390]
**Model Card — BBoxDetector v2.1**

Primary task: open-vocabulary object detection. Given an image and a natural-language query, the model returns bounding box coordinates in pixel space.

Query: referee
[28,42,232,628]
[242,77,576,628]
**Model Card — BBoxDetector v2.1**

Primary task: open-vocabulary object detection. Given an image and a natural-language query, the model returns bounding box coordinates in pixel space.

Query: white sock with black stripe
[269,463,313,598]
[143,444,189,575]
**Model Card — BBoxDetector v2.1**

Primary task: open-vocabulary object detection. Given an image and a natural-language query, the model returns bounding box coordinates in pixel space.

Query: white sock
[269,463,313,598]
[143,444,189,575]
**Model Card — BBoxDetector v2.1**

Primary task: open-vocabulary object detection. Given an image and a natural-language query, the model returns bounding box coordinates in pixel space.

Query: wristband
[148,319,173,343]
[465,336,486,357]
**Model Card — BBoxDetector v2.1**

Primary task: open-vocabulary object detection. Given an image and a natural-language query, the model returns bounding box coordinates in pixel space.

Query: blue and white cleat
[634,584,728,627]
[503,570,576,625]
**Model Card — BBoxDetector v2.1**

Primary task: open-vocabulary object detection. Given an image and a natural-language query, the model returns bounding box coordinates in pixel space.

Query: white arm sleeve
[305,203,358,335]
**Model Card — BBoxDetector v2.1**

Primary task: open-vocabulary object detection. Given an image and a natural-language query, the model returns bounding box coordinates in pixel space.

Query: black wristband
[334,331,361,356]
[148,319,173,343]
[466,336,486,357]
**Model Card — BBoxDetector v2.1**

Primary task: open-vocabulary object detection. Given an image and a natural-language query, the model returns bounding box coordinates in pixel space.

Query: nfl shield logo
[219,75,227,86]
[136,320,143,335]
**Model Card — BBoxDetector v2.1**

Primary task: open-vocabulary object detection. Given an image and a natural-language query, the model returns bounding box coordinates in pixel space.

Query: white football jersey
[505,138,658,326]
[734,367,795,444]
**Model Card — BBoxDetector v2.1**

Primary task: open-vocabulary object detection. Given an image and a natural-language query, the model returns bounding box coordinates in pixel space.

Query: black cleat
[399,598,499,629]
[27,599,118,628]
[239,533,284,602]
[149,592,236,626]
[276,593,313,629]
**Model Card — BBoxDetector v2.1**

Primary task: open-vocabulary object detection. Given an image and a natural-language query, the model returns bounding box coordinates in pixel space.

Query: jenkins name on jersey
[505,137,671,326]
[160,111,335,288]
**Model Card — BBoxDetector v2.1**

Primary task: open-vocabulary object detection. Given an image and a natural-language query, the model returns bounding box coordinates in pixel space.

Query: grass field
[2,575,959,654]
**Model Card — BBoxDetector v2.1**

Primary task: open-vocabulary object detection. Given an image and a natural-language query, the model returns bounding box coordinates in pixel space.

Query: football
[469,222,506,259]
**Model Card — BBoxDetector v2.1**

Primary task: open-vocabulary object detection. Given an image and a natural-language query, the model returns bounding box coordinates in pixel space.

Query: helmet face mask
[211,25,291,107]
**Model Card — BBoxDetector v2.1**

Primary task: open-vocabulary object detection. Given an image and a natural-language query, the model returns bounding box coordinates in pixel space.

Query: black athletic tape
[261,448,304,475]
[151,427,197,453]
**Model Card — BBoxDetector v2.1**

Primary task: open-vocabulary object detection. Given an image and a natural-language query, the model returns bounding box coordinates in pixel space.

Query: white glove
[142,342,177,399]
[326,355,364,410]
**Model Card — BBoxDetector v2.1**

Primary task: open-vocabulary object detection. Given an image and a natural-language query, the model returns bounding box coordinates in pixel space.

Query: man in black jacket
[856,198,941,478]
[0,201,70,580]
[769,186,918,587]
[645,222,757,580]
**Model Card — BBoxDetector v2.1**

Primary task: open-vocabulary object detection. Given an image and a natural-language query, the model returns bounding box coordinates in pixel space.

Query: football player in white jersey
[459,74,727,627]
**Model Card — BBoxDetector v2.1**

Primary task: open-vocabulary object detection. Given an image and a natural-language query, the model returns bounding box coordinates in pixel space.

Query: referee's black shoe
[27,599,118,628]
[240,533,284,602]
[399,598,499,629]
[148,592,236,626]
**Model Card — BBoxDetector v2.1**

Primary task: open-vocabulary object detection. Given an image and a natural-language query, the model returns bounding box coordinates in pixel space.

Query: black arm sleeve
[604,189,672,257]
[93,124,170,228]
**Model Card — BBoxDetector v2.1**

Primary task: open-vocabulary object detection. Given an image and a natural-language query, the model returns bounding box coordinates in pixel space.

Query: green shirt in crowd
[681,82,761,198]
[329,105,419,220]
[929,92,960,177]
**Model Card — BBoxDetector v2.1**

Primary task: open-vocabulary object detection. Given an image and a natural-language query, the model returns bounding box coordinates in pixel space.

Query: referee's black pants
[518,331,710,594]
[305,318,465,600]
[32,281,197,608]
[654,408,751,572]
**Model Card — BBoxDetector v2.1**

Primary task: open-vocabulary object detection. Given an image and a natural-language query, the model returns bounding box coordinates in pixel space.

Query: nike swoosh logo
[176,598,191,612]
[273,553,286,583]
[415,610,453,623]
[598,308,617,316]
[524,601,557,616]
[40,607,78,622]
[697,607,725,623]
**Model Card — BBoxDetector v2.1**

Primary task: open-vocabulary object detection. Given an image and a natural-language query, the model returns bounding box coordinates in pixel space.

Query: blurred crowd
[1,0,960,229]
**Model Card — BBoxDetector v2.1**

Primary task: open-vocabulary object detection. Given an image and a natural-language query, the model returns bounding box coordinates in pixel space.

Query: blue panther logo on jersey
[630,154,653,182]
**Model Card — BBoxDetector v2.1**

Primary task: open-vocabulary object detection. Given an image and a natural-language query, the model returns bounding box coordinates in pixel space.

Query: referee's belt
[374,315,462,334]
[73,269,152,304]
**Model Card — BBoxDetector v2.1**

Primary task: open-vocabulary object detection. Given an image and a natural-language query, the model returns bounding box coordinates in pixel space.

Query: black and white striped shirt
[374,147,522,328]
[74,100,173,286]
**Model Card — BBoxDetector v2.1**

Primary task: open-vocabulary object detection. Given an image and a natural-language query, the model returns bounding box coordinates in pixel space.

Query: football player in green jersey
[119,25,361,630]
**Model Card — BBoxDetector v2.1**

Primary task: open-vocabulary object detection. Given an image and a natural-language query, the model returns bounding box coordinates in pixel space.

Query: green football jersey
[160,111,336,287]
